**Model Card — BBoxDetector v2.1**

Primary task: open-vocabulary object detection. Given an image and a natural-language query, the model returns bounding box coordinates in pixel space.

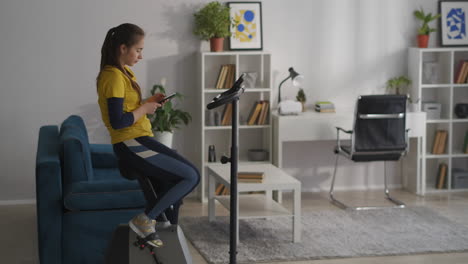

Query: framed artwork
[227,2,263,50]
[440,0,468,46]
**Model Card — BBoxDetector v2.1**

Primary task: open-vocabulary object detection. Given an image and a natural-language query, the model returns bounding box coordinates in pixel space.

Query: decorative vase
[301,101,306,112]
[408,103,419,112]
[417,35,429,48]
[210,37,224,52]
[153,131,173,148]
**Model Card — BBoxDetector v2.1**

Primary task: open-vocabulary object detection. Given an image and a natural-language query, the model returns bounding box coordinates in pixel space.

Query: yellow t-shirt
[97,65,153,144]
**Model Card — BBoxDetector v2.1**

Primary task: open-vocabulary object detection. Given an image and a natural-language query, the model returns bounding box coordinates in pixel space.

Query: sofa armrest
[36,125,62,264]
[90,144,118,169]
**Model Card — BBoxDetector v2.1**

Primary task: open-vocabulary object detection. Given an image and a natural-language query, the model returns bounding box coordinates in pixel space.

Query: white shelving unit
[408,47,468,195]
[198,51,273,202]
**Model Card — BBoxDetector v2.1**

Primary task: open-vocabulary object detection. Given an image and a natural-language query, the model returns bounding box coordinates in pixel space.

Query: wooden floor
[2,189,468,263]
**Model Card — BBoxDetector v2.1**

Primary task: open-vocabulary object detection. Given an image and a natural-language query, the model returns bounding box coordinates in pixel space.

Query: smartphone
[158,93,177,103]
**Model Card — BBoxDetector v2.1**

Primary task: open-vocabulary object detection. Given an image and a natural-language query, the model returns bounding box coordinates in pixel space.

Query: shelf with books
[199,51,272,202]
[409,47,468,195]
[427,124,449,155]
[425,158,449,191]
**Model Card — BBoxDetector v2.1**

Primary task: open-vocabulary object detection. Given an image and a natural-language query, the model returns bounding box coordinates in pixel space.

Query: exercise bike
[105,160,192,264]
[105,74,245,264]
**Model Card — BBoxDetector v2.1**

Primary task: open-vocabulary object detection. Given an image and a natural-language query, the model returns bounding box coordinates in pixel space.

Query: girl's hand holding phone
[146,93,166,104]
[143,101,161,114]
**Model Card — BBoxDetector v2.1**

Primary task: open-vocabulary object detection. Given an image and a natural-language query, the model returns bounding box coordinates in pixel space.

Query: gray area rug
[180,207,468,264]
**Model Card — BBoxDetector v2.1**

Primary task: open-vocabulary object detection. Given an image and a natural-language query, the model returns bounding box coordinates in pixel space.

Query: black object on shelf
[208,145,216,162]
[206,73,245,264]
[455,103,468,118]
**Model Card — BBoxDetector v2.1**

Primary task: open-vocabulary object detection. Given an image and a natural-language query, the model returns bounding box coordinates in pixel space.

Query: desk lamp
[278,67,304,104]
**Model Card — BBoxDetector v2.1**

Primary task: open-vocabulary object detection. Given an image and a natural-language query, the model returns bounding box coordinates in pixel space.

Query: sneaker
[129,213,163,247]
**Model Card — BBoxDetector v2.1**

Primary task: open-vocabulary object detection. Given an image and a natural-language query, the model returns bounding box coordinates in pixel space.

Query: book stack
[215,184,230,195]
[220,103,233,126]
[215,64,236,89]
[432,130,448,154]
[214,172,265,195]
[454,60,468,84]
[435,163,448,189]
[315,101,335,113]
[237,171,264,183]
[247,100,270,125]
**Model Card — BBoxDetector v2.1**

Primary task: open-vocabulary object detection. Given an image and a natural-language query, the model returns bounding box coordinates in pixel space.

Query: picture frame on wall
[227,2,263,50]
[440,0,468,46]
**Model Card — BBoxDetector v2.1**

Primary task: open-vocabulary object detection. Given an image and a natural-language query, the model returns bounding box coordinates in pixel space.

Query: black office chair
[329,94,409,210]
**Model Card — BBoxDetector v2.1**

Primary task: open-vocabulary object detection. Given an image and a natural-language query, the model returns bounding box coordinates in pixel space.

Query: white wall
[0,0,439,201]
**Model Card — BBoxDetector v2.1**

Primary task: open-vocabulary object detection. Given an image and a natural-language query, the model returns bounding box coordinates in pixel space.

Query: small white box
[422,102,441,120]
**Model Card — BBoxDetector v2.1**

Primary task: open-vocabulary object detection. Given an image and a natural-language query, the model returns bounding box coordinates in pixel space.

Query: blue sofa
[35,115,146,264]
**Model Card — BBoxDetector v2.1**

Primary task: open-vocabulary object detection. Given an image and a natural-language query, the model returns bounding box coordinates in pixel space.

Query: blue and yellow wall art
[233,9,257,43]
[228,2,262,50]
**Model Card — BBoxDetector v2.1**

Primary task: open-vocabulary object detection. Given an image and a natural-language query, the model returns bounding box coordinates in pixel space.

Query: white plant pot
[153,131,173,148]
[408,103,419,112]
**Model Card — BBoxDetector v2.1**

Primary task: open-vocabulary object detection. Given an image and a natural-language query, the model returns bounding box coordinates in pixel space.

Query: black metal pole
[229,99,238,264]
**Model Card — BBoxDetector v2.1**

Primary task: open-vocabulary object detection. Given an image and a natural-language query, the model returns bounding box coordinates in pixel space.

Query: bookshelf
[408,47,468,195]
[198,51,273,202]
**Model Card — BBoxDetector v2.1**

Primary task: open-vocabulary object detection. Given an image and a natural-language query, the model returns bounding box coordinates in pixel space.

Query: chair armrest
[90,144,118,168]
[336,127,353,134]
[335,127,353,148]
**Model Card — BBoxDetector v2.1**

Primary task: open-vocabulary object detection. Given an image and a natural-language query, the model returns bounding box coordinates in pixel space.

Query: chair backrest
[352,95,407,153]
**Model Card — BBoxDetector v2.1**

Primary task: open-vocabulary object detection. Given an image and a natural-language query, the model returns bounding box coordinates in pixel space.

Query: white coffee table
[207,163,301,243]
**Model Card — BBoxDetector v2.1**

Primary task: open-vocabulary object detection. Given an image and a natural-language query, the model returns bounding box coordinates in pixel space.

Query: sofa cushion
[63,167,145,211]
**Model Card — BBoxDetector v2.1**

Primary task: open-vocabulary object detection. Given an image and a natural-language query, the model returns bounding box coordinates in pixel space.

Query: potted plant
[414,8,441,48]
[386,76,412,95]
[296,88,307,112]
[193,1,232,52]
[386,76,419,111]
[147,83,192,148]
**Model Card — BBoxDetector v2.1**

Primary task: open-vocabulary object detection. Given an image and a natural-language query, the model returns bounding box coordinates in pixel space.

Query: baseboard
[0,199,36,205]
[302,184,403,193]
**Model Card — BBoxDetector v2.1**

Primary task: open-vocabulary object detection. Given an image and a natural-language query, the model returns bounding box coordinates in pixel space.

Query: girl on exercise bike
[96,23,200,248]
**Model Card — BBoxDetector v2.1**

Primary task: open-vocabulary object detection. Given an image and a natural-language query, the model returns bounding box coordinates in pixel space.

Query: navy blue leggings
[113,136,200,219]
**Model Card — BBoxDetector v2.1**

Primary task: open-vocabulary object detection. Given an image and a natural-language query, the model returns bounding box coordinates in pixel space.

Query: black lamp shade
[289,67,300,79]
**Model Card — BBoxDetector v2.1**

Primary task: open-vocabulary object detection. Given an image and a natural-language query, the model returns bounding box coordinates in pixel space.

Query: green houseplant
[386,76,411,95]
[296,88,307,112]
[386,76,419,107]
[414,8,441,48]
[147,83,192,147]
[193,1,232,52]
